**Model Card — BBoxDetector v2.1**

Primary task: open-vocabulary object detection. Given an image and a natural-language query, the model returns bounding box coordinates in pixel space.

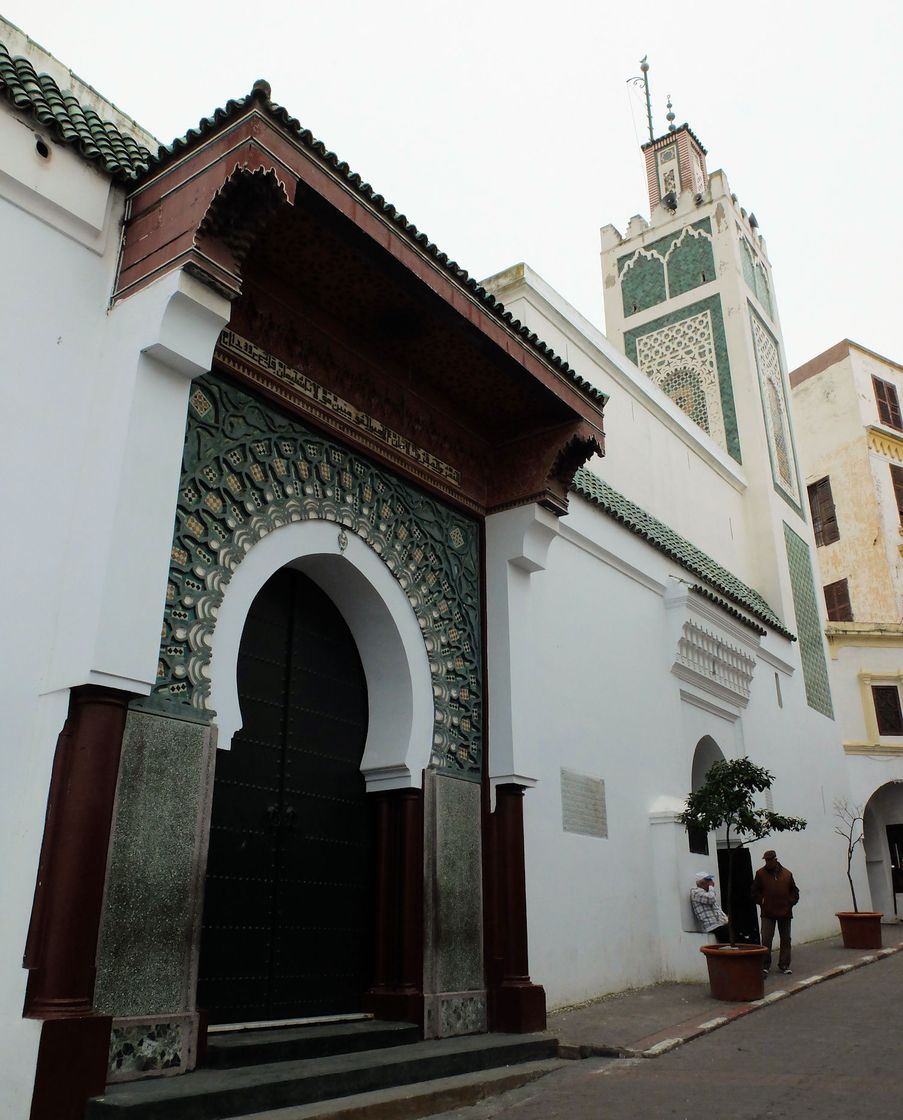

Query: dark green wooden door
[198,567,372,1024]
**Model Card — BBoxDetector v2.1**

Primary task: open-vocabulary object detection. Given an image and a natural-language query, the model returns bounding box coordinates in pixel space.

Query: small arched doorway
[689,738,759,943]
[864,781,903,920]
[197,565,373,1024]
[688,736,725,856]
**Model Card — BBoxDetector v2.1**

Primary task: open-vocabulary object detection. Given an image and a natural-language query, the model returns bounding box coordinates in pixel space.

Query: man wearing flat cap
[752,850,799,974]
[690,872,729,942]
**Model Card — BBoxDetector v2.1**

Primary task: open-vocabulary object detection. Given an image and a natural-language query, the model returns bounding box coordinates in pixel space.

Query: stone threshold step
[238,1059,566,1120]
[87,1032,559,1119]
[205,1020,422,1069]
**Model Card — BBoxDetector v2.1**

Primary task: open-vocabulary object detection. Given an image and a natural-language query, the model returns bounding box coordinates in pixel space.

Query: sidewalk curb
[559,940,903,1062]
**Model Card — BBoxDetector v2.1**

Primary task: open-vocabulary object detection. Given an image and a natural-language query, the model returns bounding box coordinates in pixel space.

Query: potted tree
[833,799,883,950]
[681,758,806,1001]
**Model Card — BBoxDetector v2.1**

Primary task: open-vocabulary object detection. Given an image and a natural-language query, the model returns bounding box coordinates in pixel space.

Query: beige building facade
[790,340,903,923]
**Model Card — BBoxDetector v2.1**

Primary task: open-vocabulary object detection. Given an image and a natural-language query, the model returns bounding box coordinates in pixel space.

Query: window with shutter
[873,685,903,735]
[824,578,853,622]
[807,477,839,546]
[891,464,903,527]
[873,376,903,430]
[687,826,709,856]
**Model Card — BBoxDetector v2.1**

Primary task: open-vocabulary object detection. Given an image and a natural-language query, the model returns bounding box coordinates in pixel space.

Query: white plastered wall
[493,495,853,1010]
[482,264,752,583]
[0,95,230,1114]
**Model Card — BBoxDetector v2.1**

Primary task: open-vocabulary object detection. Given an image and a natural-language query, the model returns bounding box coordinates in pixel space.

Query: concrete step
[205,1021,422,1069]
[238,1059,566,1120]
[86,1033,559,1119]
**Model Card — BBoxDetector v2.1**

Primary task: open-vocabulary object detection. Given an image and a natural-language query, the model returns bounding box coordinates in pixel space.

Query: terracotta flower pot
[836,911,883,950]
[700,943,769,1002]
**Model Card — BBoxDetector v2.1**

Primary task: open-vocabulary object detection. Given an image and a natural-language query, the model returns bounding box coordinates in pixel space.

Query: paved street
[435,949,903,1120]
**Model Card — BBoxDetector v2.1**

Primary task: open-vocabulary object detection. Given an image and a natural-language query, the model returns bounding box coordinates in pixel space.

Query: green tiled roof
[0,41,152,179]
[689,585,767,637]
[0,44,606,408]
[572,468,794,640]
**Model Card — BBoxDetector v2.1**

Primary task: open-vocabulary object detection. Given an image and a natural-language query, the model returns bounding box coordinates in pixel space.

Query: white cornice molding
[678,687,742,722]
[557,517,667,596]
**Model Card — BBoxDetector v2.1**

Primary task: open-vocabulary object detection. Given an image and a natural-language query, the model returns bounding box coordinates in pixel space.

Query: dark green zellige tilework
[668,233,715,297]
[624,294,741,464]
[621,253,667,316]
[618,219,714,316]
[783,523,834,718]
[740,236,757,292]
[755,268,773,319]
[153,374,483,780]
[740,235,774,319]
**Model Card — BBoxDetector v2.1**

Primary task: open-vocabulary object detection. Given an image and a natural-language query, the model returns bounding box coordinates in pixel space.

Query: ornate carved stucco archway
[146,374,484,781]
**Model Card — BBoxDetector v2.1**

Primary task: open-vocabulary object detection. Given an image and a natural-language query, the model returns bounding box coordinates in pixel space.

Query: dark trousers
[760,915,792,970]
[711,924,731,944]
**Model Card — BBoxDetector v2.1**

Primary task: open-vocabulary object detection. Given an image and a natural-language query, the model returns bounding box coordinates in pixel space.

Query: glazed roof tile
[0,42,606,408]
[572,468,794,640]
[0,40,152,178]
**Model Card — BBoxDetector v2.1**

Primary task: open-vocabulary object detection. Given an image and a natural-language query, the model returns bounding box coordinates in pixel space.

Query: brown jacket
[751,864,799,918]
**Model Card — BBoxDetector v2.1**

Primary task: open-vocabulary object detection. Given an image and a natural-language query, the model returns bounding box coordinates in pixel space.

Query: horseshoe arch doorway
[197,565,373,1023]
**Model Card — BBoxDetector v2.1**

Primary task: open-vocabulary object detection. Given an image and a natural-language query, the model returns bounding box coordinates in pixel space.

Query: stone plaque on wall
[561,768,607,838]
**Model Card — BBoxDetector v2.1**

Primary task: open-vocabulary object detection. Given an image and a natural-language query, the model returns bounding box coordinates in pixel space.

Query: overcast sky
[4,1,901,370]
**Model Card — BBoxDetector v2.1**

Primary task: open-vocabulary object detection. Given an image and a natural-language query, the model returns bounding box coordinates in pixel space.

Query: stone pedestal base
[108,1012,199,1082]
[424,990,487,1039]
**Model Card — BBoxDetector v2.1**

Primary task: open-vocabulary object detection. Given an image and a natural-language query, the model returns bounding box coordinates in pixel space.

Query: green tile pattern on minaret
[740,235,774,318]
[783,523,834,718]
[618,220,714,317]
[623,294,741,464]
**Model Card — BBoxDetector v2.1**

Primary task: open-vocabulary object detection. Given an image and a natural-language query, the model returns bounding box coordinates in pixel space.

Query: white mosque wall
[499,495,854,1009]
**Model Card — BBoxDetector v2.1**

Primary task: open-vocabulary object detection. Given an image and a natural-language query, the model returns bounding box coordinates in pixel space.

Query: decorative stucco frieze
[151,373,483,780]
[667,587,760,709]
[624,294,741,464]
[673,617,757,707]
[634,309,726,451]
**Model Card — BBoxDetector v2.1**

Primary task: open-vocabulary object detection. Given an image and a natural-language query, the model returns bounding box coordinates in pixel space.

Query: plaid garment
[690,885,728,932]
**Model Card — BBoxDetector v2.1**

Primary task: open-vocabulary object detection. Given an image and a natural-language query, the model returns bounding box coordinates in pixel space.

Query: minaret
[601,66,833,719]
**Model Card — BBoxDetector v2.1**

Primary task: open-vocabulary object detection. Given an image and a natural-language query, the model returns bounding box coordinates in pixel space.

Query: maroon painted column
[363,787,423,1025]
[491,784,546,1033]
[23,685,131,1120]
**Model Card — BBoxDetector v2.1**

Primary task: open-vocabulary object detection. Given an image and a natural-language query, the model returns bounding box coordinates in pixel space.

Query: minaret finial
[666,95,676,132]
[639,57,654,143]
[628,57,656,144]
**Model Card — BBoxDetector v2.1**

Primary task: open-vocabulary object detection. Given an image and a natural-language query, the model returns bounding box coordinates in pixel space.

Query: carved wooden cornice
[114,103,606,517]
